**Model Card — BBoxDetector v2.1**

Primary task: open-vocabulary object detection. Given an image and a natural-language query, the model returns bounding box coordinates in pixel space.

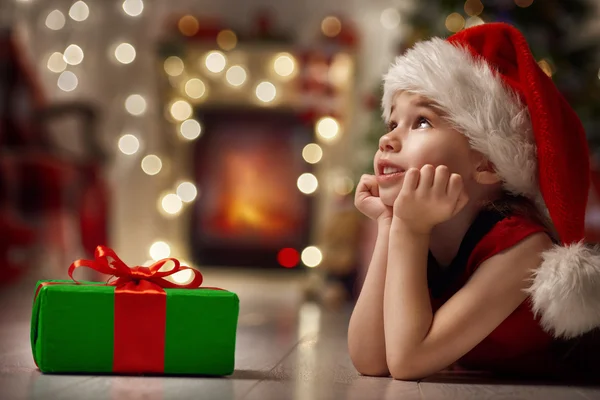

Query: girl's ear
[472,154,502,185]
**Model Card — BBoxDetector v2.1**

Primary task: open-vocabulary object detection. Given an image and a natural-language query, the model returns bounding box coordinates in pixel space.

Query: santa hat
[382,22,600,339]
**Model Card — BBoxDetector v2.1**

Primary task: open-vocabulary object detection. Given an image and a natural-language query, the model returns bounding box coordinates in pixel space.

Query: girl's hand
[355,174,393,222]
[393,164,469,234]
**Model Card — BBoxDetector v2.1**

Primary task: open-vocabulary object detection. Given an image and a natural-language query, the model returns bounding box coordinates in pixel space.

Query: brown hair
[480,190,560,243]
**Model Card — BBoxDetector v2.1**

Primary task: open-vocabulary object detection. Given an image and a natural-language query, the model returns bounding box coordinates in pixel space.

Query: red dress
[427,208,574,378]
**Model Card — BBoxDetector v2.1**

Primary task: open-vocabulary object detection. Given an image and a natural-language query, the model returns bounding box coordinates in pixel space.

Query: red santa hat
[382,22,599,339]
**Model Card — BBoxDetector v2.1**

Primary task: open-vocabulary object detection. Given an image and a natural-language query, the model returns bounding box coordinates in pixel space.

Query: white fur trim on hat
[526,241,600,339]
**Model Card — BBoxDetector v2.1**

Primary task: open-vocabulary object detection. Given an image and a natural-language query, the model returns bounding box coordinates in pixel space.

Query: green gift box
[30,247,239,376]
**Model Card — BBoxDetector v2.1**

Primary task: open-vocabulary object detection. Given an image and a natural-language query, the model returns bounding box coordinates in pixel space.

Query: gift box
[30,246,239,375]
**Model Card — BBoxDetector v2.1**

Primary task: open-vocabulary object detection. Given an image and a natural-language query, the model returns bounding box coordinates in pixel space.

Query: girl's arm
[348,218,391,376]
[384,218,554,381]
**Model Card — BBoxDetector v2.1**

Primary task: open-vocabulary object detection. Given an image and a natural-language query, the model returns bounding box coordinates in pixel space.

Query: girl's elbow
[387,356,429,381]
[353,360,390,377]
[348,347,389,377]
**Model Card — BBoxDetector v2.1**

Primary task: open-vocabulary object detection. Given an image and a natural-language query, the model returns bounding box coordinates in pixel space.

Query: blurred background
[1,0,599,309]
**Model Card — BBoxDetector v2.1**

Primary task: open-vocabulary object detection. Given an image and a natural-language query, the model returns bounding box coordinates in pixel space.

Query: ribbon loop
[68,245,204,289]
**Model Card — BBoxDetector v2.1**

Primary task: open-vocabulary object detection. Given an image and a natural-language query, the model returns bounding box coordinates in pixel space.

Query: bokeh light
[179,119,202,140]
[122,0,143,17]
[204,51,227,73]
[273,54,296,77]
[278,248,300,268]
[170,100,193,121]
[226,66,247,86]
[217,30,237,51]
[118,134,140,155]
[47,52,67,73]
[114,43,136,64]
[69,1,89,21]
[178,15,199,36]
[316,117,340,141]
[301,246,322,268]
[176,182,197,202]
[57,71,78,92]
[184,78,206,99]
[297,173,318,194]
[63,44,84,65]
[164,56,184,76]
[46,10,65,30]
[321,16,342,37]
[149,241,170,260]
[445,13,465,32]
[125,94,147,115]
[302,143,323,164]
[255,81,276,103]
[141,155,162,175]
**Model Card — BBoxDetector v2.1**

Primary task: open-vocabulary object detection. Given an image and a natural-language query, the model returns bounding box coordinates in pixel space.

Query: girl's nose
[379,134,400,152]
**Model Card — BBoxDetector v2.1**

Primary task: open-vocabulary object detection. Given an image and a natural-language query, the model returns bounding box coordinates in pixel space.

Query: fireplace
[190,109,314,268]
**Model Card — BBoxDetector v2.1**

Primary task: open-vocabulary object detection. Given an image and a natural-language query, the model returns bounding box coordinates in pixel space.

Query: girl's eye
[387,122,398,132]
[417,117,431,129]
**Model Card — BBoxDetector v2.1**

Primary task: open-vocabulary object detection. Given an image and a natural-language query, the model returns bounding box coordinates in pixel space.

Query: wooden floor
[2,267,600,400]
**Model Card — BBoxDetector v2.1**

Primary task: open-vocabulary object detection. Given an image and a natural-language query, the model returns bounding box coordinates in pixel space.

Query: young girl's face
[374,91,476,207]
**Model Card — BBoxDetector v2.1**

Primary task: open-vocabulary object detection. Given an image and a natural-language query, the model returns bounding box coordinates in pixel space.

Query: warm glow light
[273,53,296,77]
[380,8,401,30]
[179,119,202,140]
[514,0,534,7]
[445,13,465,32]
[204,51,227,73]
[316,117,340,140]
[464,0,484,16]
[114,43,136,64]
[46,10,65,30]
[170,100,193,121]
[297,173,318,194]
[149,241,170,260]
[178,15,199,36]
[57,71,78,92]
[141,155,162,175]
[217,30,237,51]
[47,52,67,73]
[465,16,484,28]
[302,143,323,164]
[333,176,354,196]
[118,134,140,155]
[164,56,184,76]
[184,78,206,99]
[122,0,143,16]
[176,182,197,202]
[63,44,84,65]
[255,81,276,103]
[321,16,342,37]
[225,65,247,86]
[301,246,322,268]
[161,193,183,215]
[329,53,353,87]
[69,1,89,21]
[171,268,194,284]
[125,94,147,115]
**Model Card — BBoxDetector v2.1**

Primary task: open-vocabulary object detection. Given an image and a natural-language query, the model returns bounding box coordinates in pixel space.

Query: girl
[348,23,600,381]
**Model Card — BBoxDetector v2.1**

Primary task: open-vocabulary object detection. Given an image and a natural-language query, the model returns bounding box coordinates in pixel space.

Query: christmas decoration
[31,246,239,375]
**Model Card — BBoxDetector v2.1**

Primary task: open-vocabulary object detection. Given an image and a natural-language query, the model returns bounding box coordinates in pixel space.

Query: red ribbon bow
[68,245,203,288]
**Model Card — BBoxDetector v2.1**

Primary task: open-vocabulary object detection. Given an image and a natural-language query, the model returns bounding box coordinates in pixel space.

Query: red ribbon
[68,245,204,289]
[37,245,220,374]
